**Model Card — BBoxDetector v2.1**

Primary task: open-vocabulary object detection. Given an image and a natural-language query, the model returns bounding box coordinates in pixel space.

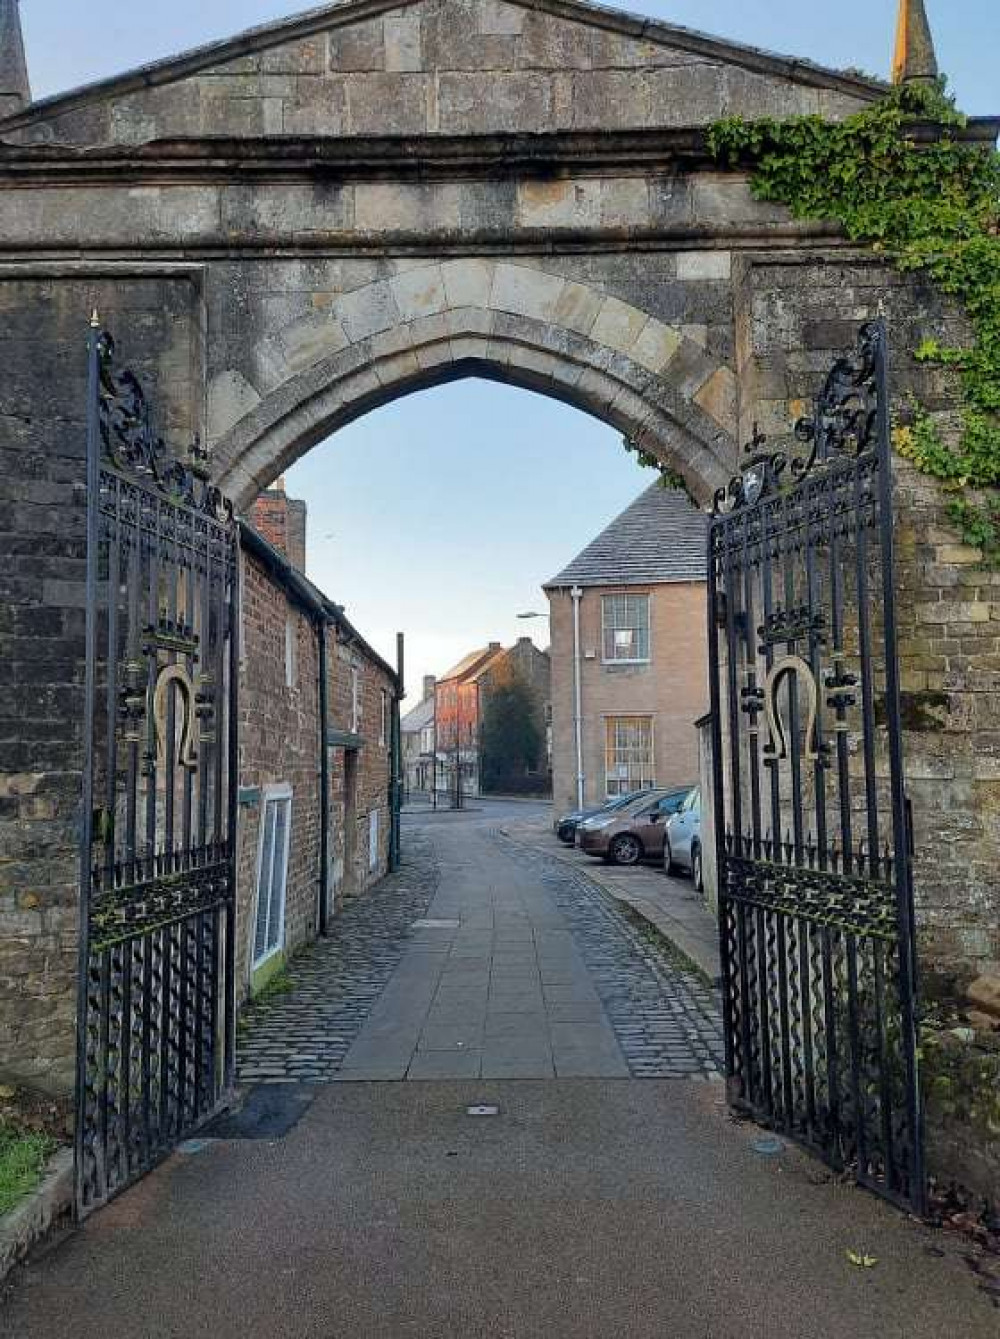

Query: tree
[479,677,544,795]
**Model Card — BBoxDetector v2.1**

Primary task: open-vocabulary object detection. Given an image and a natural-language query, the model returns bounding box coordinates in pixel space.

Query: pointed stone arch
[210,260,739,510]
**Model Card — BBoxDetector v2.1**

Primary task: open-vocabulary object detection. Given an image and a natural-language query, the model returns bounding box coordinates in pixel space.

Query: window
[380,689,389,747]
[253,787,292,968]
[602,594,650,664]
[369,808,379,872]
[351,666,360,733]
[605,717,654,797]
[285,613,297,689]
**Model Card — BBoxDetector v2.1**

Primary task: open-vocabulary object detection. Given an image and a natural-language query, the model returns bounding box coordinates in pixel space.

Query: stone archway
[210,261,738,509]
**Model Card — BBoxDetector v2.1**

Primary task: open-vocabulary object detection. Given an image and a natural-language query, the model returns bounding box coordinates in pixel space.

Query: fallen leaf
[847,1250,878,1268]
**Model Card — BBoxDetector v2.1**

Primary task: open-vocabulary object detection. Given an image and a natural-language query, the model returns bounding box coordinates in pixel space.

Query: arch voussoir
[211,263,739,512]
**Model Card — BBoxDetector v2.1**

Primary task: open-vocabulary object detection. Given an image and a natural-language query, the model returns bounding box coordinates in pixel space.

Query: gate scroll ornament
[708,320,925,1213]
[76,318,239,1216]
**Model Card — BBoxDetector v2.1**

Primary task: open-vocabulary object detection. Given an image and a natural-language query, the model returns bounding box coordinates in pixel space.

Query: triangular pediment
[0,0,883,146]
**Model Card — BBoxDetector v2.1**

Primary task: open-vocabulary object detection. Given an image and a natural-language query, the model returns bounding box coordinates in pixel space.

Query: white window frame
[604,716,655,798]
[285,613,297,689]
[252,783,293,971]
[601,593,651,665]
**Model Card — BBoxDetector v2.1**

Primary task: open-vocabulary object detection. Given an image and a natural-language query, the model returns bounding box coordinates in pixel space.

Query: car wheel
[691,845,704,893]
[664,839,678,877]
[557,824,575,844]
[609,833,642,867]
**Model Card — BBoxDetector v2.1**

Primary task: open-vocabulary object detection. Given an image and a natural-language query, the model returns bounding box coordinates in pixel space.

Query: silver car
[664,787,703,891]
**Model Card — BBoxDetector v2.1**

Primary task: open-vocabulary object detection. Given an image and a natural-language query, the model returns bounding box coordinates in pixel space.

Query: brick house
[433,645,502,800]
[237,520,400,1000]
[544,484,708,814]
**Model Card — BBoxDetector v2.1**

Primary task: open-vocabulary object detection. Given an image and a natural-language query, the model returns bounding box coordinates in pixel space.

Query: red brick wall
[235,551,321,1000]
[328,636,395,903]
[235,548,397,998]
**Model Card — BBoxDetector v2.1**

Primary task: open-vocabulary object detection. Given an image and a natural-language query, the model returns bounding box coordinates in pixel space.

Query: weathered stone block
[384,13,422,73]
[677,251,732,282]
[328,20,384,72]
[490,264,564,323]
[390,265,448,321]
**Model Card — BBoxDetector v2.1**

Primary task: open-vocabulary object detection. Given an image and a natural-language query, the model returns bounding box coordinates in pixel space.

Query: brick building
[545,485,708,814]
[237,517,400,1001]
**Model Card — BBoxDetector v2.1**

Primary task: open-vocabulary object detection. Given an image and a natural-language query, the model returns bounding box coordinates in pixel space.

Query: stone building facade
[545,485,708,813]
[0,0,998,1202]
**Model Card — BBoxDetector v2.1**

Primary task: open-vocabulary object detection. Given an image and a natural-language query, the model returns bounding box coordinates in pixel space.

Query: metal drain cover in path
[412,919,460,930]
[467,1105,500,1118]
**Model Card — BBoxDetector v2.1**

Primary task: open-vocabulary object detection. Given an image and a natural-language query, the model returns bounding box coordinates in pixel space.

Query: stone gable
[1,0,880,146]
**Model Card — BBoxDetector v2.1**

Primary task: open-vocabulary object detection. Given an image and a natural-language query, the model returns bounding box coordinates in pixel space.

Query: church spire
[892,0,939,86]
[0,0,29,120]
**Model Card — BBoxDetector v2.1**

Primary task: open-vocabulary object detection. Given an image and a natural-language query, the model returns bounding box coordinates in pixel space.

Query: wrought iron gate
[708,321,925,1213]
[76,320,239,1215]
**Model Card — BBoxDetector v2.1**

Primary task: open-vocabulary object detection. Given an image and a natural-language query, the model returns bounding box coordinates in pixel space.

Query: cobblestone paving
[237,831,437,1083]
[238,820,724,1083]
[495,834,725,1079]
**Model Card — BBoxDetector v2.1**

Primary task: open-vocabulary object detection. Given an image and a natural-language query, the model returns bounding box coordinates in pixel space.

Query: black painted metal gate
[708,322,925,1213]
[76,322,239,1215]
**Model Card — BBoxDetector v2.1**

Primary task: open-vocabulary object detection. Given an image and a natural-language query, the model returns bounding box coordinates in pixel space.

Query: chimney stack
[0,0,30,120]
[423,675,436,702]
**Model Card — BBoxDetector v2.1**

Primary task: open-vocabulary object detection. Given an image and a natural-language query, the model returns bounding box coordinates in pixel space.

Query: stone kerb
[210,259,739,509]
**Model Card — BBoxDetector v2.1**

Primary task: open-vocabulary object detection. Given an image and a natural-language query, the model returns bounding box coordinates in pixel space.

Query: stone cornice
[0,120,995,186]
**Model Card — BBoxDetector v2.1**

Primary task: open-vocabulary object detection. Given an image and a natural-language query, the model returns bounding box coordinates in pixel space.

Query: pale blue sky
[19,2,997,699]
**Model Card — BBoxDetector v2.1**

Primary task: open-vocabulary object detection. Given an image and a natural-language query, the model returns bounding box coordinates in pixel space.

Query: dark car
[553,790,647,845]
[577,786,694,866]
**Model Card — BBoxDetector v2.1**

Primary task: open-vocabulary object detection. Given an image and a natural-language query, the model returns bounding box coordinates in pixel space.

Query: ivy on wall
[707,82,1000,558]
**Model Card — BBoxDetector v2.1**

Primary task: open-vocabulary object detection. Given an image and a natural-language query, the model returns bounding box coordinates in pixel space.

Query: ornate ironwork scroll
[707,320,925,1214]
[76,320,239,1217]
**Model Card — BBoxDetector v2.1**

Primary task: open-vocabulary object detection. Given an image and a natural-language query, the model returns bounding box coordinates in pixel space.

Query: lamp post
[519,600,583,809]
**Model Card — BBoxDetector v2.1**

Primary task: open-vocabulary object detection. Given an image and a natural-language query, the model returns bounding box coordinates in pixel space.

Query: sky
[16,2,998,700]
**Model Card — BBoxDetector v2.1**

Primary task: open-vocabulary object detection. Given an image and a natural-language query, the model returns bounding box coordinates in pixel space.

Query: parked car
[553,789,647,845]
[577,786,694,866]
[664,787,703,891]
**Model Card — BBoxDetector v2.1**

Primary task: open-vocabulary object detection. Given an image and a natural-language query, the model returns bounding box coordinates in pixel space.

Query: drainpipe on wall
[317,617,331,936]
[389,632,404,872]
[571,585,585,809]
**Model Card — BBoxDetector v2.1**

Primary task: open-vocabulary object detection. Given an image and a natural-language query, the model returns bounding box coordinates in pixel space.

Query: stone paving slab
[238,815,724,1085]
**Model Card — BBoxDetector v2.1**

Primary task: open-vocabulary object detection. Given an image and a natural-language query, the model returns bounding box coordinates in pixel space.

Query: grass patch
[0,1123,57,1217]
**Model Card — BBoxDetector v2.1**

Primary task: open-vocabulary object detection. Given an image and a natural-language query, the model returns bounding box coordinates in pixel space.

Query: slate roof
[544,484,708,590]
[437,646,501,684]
[401,695,435,734]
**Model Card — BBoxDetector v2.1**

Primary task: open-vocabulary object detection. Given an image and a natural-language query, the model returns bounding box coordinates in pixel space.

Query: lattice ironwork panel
[77,325,238,1217]
[707,322,925,1214]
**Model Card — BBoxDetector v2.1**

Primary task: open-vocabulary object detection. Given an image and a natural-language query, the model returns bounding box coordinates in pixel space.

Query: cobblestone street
[238,808,724,1084]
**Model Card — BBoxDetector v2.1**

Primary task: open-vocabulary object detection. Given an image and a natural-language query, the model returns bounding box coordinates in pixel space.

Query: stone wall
[0,270,201,1094]
[0,0,877,149]
[329,635,395,903]
[735,252,997,981]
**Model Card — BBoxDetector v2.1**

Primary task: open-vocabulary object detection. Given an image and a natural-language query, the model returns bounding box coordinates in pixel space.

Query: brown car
[577,787,693,866]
